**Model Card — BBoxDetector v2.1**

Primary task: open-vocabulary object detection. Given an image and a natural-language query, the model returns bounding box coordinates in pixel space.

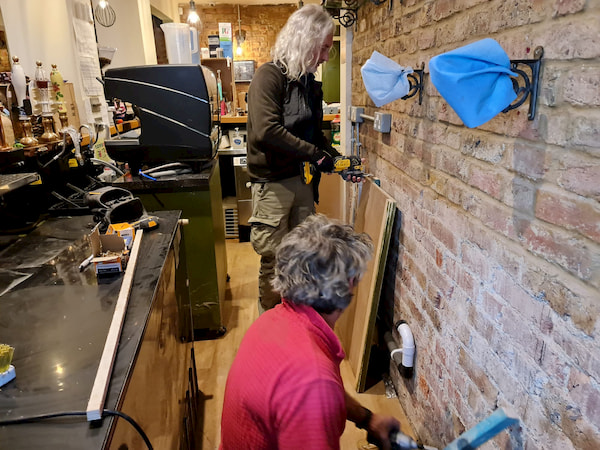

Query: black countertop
[112,160,216,194]
[0,211,181,449]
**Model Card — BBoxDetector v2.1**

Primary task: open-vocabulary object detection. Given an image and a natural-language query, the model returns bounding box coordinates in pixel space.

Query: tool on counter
[79,254,94,272]
[0,344,15,387]
[129,215,159,230]
[302,155,367,184]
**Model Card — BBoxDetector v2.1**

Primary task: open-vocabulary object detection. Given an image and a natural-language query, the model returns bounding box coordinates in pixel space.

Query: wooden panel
[336,178,396,392]
[107,245,192,449]
[315,172,344,221]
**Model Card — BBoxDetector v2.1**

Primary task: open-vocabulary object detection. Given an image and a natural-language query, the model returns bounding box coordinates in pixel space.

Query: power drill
[333,155,364,180]
[302,155,364,184]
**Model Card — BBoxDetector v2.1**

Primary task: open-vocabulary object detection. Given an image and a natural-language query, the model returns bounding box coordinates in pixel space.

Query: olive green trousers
[249,176,315,312]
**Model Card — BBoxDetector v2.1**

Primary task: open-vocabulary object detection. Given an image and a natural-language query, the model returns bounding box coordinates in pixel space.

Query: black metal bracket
[322,0,386,28]
[503,46,544,120]
[401,63,425,105]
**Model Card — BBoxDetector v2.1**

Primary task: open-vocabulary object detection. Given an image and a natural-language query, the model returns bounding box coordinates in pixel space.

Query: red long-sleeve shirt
[220,300,347,449]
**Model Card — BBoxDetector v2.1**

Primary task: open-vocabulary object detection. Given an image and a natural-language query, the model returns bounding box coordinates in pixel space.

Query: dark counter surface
[0,211,181,449]
[112,160,216,193]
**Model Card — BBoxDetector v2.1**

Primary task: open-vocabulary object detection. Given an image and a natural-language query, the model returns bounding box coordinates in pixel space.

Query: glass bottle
[34,61,51,115]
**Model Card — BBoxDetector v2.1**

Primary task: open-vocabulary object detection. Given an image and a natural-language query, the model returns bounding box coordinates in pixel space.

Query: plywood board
[315,172,345,221]
[336,178,396,392]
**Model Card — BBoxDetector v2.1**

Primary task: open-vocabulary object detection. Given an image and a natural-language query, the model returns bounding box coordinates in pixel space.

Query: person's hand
[311,148,335,173]
[366,413,400,450]
[340,157,367,183]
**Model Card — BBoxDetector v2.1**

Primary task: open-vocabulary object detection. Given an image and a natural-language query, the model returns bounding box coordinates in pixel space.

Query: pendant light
[187,0,201,31]
[235,5,246,56]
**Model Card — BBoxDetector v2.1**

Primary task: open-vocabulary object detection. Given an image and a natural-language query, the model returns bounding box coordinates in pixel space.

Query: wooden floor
[193,239,415,449]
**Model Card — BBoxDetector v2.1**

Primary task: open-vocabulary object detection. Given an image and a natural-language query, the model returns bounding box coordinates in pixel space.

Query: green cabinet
[114,160,227,337]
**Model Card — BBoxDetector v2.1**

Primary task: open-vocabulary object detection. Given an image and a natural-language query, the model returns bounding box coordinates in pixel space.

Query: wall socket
[374,112,392,133]
[349,106,364,123]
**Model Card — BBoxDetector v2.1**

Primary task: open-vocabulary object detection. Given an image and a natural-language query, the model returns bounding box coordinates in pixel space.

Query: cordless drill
[302,155,364,184]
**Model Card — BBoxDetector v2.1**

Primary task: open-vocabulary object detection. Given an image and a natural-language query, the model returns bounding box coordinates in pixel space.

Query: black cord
[0,409,153,450]
[102,409,153,450]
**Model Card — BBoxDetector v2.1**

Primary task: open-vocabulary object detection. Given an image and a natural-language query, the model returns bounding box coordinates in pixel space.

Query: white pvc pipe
[397,322,415,368]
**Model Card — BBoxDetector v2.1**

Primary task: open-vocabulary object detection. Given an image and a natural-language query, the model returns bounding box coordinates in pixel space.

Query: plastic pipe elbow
[396,321,415,378]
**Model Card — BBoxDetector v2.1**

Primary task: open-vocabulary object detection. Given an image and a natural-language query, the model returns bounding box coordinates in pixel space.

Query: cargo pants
[249,175,315,312]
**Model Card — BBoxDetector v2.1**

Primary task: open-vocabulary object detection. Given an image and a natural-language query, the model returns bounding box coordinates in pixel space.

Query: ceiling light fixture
[187,0,201,29]
[235,5,246,56]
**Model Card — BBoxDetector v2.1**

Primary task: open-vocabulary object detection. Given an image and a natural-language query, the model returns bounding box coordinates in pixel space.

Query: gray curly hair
[271,214,373,314]
[271,4,334,81]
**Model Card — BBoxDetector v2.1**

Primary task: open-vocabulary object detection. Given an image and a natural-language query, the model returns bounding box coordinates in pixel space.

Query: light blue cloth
[361,51,413,107]
[429,38,517,128]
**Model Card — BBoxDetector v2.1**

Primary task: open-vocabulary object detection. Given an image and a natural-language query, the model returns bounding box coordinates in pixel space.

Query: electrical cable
[0,409,153,449]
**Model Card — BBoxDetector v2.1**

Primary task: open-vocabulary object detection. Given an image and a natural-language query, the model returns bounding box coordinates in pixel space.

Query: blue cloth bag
[429,38,517,128]
[361,51,413,107]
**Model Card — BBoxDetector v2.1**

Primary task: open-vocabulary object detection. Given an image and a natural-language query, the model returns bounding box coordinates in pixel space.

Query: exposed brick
[553,0,587,17]
[556,152,600,199]
[461,133,506,164]
[538,16,600,59]
[509,140,548,180]
[357,1,600,447]
[535,185,600,243]
[459,347,499,405]
[520,221,596,284]
[563,66,600,106]
[571,113,600,149]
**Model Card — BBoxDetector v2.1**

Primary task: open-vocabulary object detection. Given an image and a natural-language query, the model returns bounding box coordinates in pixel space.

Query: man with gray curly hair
[220,215,402,449]
[247,4,362,313]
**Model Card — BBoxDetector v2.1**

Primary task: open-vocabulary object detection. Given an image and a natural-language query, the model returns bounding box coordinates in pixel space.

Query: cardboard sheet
[336,178,396,392]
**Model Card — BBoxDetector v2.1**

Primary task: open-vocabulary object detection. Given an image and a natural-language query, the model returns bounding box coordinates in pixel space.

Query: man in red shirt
[221,214,401,449]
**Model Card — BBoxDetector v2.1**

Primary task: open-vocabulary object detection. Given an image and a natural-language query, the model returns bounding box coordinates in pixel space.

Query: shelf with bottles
[201,58,237,115]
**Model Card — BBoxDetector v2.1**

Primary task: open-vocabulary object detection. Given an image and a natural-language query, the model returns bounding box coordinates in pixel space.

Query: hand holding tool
[333,155,365,181]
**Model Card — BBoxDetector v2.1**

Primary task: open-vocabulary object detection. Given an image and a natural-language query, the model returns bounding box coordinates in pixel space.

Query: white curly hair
[271,4,334,81]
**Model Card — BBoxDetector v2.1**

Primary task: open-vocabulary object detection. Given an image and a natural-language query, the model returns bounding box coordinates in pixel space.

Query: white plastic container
[160,23,194,64]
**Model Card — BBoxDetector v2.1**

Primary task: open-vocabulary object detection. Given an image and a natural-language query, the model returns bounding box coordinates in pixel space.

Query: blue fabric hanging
[361,51,413,107]
[429,38,518,128]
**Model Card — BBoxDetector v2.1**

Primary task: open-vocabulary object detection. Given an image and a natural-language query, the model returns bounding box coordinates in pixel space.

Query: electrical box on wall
[349,106,364,122]
[374,112,391,133]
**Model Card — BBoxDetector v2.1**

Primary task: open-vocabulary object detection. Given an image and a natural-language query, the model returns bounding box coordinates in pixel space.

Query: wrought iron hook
[401,63,425,105]
[503,46,544,120]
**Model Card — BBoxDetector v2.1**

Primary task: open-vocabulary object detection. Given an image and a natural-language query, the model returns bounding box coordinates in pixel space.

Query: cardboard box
[106,222,135,248]
[90,228,129,275]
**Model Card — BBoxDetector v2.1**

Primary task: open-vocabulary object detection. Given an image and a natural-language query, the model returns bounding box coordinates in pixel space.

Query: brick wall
[353,1,600,449]
[179,4,295,99]
[180,3,296,66]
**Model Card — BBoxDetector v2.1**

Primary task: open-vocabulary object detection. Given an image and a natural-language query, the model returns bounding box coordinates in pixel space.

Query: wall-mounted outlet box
[349,106,364,123]
[374,112,392,133]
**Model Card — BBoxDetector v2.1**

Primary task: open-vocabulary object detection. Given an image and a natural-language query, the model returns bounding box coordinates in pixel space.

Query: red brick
[521,221,595,284]
[556,154,600,199]
[509,141,548,180]
[535,185,600,243]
